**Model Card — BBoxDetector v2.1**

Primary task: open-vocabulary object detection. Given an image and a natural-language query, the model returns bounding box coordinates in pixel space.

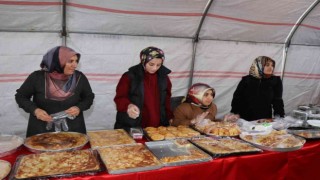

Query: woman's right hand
[191,111,209,125]
[34,108,52,122]
[127,104,140,119]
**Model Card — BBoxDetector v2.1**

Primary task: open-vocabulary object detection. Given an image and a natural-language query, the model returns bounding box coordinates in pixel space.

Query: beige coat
[172,102,217,126]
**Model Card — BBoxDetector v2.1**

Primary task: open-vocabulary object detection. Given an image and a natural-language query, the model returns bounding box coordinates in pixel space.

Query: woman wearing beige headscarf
[230,56,285,121]
[171,83,218,126]
[15,46,94,137]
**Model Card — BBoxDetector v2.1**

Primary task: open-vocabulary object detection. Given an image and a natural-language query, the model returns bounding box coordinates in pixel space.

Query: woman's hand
[127,104,140,119]
[65,106,80,117]
[191,111,209,125]
[34,108,52,122]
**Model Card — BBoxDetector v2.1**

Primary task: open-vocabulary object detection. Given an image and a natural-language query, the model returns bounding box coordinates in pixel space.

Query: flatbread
[0,160,11,179]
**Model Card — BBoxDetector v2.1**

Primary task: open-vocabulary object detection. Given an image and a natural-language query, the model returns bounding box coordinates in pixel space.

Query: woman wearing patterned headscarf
[230,56,285,121]
[15,46,94,137]
[171,83,218,126]
[114,46,173,131]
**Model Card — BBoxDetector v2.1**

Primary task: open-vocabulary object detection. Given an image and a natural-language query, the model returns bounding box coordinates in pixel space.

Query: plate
[307,120,320,127]
[0,160,11,179]
[0,135,24,157]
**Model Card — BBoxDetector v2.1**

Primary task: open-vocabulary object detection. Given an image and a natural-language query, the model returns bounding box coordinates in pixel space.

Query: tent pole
[189,0,214,88]
[61,0,67,46]
[282,0,320,81]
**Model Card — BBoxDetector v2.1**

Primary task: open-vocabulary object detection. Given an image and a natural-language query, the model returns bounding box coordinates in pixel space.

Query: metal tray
[87,129,136,149]
[0,135,24,157]
[9,149,101,180]
[145,140,212,166]
[24,132,88,153]
[144,127,202,141]
[190,137,262,158]
[287,128,320,139]
[239,134,306,152]
[97,143,163,174]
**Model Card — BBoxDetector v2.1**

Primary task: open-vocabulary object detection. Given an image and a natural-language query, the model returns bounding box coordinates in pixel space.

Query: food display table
[1,138,320,180]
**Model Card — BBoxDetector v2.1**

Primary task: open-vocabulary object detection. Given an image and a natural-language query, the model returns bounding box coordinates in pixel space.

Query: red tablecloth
[2,139,320,180]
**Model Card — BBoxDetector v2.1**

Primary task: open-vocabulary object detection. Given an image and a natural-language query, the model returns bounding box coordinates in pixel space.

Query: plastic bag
[46,111,75,132]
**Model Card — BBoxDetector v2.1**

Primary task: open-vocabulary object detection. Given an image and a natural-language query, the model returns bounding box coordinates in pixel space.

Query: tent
[1,0,320,136]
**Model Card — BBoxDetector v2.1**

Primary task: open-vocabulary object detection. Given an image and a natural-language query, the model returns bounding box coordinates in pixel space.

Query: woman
[230,56,285,121]
[15,46,94,137]
[171,83,218,126]
[114,46,173,131]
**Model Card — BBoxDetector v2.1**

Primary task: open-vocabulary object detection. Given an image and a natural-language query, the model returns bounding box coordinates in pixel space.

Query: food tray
[239,132,306,152]
[145,139,212,166]
[87,129,136,149]
[24,132,88,153]
[9,149,101,180]
[97,143,163,174]
[287,127,320,139]
[190,137,262,158]
[0,134,24,157]
[0,160,11,179]
[144,126,201,141]
[192,121,241,137]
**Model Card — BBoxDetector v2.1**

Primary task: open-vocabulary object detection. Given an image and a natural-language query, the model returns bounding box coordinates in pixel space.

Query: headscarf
[140,46,165,68]
[186,83,215,108]
[249,56,275,79]
[40,46,81,101]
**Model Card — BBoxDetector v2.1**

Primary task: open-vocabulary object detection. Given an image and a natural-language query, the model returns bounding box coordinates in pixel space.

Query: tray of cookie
[286,127,320,139]
[9,149,101,180]
[239,130,306,152]
[193,121,241,137]
[97,143,163,174]
[87,129,136,149]
[144,126,201,141]
[190,136,262,158]
[145,139,212,166]
[24,131,88,153]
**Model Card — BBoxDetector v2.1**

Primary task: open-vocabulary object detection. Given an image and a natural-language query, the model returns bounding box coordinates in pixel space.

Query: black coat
[15,70,94,137]
[231,75,285,121]
[114,64,171,131]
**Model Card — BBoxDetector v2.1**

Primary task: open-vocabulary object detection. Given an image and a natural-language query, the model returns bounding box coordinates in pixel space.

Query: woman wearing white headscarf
[171,83,218,126]
[230,56,285,121]
[15,46,94,137]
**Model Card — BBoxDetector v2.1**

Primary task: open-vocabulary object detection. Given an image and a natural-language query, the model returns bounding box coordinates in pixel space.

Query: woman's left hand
[65,106,80,117]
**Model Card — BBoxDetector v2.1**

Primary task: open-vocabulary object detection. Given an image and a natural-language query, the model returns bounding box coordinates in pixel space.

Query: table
[2,139,320,180]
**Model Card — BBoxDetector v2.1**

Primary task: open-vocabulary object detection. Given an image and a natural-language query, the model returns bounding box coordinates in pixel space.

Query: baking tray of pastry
[97,143,163,174]
[87,129,136,149]
[145,139,212,166]
[24,132,88,153]
[9,149,101,180]
[144,126,201,141]
[286,127,320,139]
[190,136,262,158]
[0,134,24,157]
[192,121,241,137]
[239,130,306,152]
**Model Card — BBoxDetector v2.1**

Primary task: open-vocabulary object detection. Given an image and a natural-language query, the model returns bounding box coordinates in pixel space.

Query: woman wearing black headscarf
[230,56,285,121]
[114,46,173,131]
[15,46,94,137]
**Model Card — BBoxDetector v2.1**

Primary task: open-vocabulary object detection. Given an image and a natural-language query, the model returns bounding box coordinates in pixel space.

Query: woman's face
[64,55,79,75]
[201,89,214,106]
[263,60,274,75]
[145,58,163,74]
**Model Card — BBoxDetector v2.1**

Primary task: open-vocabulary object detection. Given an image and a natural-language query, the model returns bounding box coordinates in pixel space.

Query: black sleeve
[272,76,285,117]
[76,73,95,111]
[15,71,39,114]
[231,77,246,114]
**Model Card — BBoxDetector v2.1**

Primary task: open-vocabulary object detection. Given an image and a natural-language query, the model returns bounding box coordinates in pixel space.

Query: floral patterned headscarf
[40,46,81,101]
[140,46,165,68]
[186,83,215,108]
[249,56,275,79]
